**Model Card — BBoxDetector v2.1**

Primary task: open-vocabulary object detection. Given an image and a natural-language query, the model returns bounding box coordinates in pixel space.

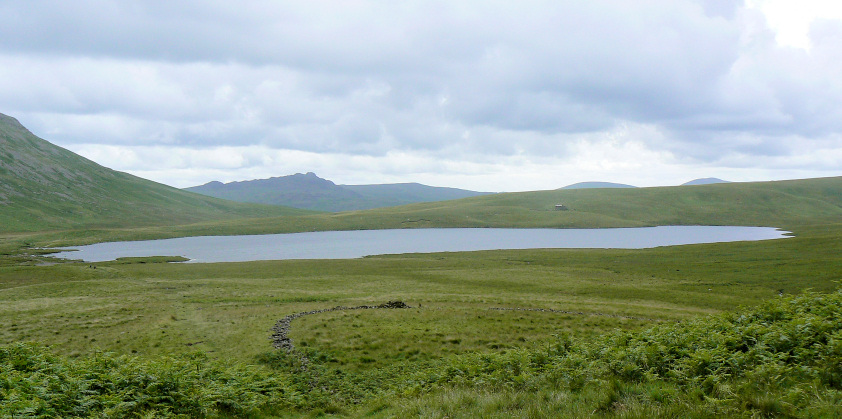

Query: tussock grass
[364,290,842,418]
[3,290,841,417]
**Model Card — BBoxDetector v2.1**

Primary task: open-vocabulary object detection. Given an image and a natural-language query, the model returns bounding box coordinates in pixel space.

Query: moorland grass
[364,289,842,418]
[4,221,839,368]
[2,176,842,416]
[2,289,841,417]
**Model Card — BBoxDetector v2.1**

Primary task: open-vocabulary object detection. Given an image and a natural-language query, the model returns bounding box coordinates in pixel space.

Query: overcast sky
[2,0,841,191]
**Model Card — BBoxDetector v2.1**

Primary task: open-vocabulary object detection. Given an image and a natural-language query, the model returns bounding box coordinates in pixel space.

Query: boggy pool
[52,226,791,263]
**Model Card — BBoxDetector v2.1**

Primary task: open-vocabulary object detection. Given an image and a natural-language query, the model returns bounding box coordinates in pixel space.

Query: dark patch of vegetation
[0,344,296,417]
[376,290,842,417]
[109,256,191,264]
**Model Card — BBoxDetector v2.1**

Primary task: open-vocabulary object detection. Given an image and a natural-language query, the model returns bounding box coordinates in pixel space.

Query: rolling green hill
[131,175,842,243]
[394,175,842,227]
[184,175,829,236]
[185,172,491,212]
[0,113,308,233]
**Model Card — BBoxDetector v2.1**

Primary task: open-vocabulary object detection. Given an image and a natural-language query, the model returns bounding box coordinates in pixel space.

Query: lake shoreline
[51,226,791,263]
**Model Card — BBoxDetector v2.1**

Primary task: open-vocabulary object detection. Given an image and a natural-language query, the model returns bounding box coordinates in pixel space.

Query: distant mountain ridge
[560,182,637,189]
[0,113,302,232]
[185,173,492,212]
[682,178,730,186]
[560,178,732,189]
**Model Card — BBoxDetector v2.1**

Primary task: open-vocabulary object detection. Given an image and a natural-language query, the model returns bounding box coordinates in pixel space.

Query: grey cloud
[0,0,841,173]
[0,1,478,71]
[697,0,742,19]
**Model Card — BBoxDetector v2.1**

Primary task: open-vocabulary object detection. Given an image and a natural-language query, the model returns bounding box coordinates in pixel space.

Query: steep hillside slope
[0,113,306,232]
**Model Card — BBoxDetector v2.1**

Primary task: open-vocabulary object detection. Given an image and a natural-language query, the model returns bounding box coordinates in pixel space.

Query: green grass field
[2,223,842,416]
[2,177,842,417]
[3,221,839,364]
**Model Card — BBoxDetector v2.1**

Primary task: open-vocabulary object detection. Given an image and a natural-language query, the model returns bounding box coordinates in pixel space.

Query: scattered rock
[378,300,409,309]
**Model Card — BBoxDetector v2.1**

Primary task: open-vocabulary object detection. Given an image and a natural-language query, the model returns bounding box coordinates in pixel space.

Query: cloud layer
[1,0,841,190]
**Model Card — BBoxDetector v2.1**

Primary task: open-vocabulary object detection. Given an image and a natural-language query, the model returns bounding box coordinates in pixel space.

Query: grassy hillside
[97,175,842,245]
[13,175,838,252]
[328,175,842,230]
[0,113,308,233]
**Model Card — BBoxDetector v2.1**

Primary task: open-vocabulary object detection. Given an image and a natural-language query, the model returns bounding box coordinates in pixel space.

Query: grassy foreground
[1,220,841,416]
[2,289,840,417]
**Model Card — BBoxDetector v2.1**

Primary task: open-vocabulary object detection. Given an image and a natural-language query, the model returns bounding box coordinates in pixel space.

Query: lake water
[52,226,790,263]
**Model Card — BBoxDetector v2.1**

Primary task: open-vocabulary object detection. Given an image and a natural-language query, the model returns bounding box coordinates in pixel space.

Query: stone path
[270,301,661,351]
[270,301,411,351]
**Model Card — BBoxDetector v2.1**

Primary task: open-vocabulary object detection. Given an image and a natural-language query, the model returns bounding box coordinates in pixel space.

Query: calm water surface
[52,226,790,263]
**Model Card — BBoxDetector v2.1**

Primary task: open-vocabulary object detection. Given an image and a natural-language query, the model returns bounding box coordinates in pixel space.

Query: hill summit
[560,181,637,190]
[186,173,491,212]
[682,177,730,186]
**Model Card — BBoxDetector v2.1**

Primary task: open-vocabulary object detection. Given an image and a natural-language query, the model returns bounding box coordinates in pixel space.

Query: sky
[1,0,842,192]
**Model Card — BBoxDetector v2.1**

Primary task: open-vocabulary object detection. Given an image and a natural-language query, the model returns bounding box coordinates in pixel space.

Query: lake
[52,226,790,263]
